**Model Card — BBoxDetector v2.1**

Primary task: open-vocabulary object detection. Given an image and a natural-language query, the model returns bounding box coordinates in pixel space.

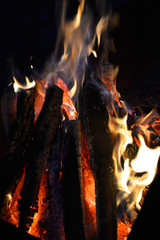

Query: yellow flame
[88,16,109,57]
[96,16,109,47]
[109,115,133,193]
[69,77,77,99]
[109,112,160,218]
[13,76,36,92]
[60,0,85,63]
[91,50,97,58]
[131,135,160,186]
[73,0,85,29]
[6,193,12,201]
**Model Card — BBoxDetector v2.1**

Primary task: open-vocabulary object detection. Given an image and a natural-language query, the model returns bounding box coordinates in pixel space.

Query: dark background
[0,0,160,110]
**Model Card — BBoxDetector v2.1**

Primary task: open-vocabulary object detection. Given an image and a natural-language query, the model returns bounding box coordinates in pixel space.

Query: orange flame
[56,78,78,121]
[34,80,47,123]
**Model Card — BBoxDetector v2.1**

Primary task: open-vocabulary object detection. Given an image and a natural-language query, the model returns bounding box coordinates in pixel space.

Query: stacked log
[0,72,118,240]
[62,120,86,240]
[0,88,35,215]
[83,82,117,240]
[19,86,63,231]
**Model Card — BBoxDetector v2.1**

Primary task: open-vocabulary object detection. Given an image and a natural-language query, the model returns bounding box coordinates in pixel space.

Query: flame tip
[13,76,36,92]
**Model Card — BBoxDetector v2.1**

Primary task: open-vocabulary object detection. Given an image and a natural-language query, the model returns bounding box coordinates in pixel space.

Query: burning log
[0,88,35,215]
[19,85,63,231]
[62,120,86,240]
[83,83,117,240]
[29,128,65,240]
[0,218,40,240]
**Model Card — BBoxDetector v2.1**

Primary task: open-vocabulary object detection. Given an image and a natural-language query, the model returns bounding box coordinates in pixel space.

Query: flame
[68,77,77,99]
[96,16,109,48]
[91,50,97,58]
[131,135,160,186]
[109,111,160,222]
[58,0,86,76]
[73,0,85,30]
[53,0,110,106]
[13,76,36,92]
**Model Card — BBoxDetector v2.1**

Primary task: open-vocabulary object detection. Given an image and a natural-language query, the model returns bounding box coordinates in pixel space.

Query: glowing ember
[81,131,97,238]
[5,168,26,227]
[117,220,131,240]
[34,80,47,122]
[28,171,49,240]
[28,169,65,240]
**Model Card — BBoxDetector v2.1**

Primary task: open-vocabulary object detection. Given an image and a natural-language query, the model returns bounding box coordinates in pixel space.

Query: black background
[0,0,160,110]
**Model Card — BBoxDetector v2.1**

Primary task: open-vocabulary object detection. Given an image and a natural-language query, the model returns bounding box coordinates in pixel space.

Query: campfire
[0,1,160,240]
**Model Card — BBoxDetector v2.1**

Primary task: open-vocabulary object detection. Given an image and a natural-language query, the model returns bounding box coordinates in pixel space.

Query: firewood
[36,128,65,240]
[83,83,117,240]
[62,120,86,240]
[0,218,40,240]
[0,88,35,215]
[19,85,63,231]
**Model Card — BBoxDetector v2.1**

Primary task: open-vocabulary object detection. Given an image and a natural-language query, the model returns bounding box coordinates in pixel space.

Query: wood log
[35,127,65,240]
[0,88,35,215]
[62,120,86,240]
[83,83,117,240]
[0,92,17,157]
[0,218,41,240]
[19,85,63,231]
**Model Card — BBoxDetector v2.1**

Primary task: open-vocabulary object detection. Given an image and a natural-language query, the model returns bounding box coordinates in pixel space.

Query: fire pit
[0,0,160,240]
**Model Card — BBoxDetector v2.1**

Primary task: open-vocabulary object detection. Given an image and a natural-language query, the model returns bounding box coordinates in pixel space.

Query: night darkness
[1,0,160,106]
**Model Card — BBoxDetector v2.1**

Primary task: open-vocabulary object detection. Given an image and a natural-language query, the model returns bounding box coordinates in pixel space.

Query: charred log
[62,120,86,240]
[0,218,40,240]
[0,88,35,215]
[37,128,65,240]
[19,86,63,231]
[83,83,117,240]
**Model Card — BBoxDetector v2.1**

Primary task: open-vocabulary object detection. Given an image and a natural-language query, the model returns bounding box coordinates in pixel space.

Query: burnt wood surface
[37,127,65,240]
[83,83,117,240]
[62,120,86,240]
[0,88,35,215]
[19,85,63,231]
[0,218,41,240]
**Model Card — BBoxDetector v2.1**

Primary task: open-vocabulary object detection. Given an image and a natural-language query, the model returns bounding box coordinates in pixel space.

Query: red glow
[81,130,97,238]
[5,168,26,227]
[34,80,47,122]
[117,220,131,240]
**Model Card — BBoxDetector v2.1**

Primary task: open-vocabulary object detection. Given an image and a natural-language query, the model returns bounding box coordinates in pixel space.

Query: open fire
[0,0,160,240]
